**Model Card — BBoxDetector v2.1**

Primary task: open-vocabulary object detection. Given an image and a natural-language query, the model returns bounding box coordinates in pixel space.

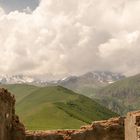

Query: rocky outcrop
[26,131,64,140]
[26,117,125,140]
[0,88,25,140]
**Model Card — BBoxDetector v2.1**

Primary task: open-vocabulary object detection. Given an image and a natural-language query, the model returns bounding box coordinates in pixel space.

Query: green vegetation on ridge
[95,74,140,115]
[0,84,117,130]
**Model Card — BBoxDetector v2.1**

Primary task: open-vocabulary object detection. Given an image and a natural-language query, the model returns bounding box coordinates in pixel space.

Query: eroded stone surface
[26,117,125,140]
[0,88,25,140]
[125,111,140,140]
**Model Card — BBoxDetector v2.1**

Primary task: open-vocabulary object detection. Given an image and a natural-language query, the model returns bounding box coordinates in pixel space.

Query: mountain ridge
[0,84,117,130]
[55,71,125,97]
[0,71,125,86]
[94,73,140,115]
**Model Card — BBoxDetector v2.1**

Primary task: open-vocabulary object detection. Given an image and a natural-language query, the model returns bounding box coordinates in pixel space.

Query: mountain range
[1,71,140,124]
[0,71,125,98]
[0,84,117,130]
[56,71,125,97]
[94,74,140,115]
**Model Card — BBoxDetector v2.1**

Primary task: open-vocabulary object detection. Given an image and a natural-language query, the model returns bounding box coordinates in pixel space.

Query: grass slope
[1,84,117,130]
[95,74,140,115]
[0,84,38,103]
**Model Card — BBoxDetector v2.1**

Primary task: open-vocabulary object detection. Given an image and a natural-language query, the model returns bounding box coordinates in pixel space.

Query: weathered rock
[0,88,25,140]
[26,131,64,140]
[25,117,125,140]
[11,115,25,140]
[70,117,125,140]
[125,111,140,140]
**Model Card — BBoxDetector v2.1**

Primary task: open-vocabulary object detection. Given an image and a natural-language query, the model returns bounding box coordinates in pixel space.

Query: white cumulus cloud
[0,0,140,78]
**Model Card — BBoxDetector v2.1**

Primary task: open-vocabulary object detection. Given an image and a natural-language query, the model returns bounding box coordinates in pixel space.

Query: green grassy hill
[1,84,38,103]
[0,84,117,130]
[95,74,140,115]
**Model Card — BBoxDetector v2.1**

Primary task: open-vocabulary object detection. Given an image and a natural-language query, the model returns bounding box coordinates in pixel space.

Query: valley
[0,84,117,130]
[1,71,140,130]
[95,74,140,115]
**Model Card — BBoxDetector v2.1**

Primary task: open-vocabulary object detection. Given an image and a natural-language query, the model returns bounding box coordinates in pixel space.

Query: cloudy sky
[0,0,140,78]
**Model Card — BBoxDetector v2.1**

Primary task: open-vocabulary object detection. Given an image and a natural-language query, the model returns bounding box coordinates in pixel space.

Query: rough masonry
[0,88,25,140]
[26,117,125,140]
[125,111,140,140]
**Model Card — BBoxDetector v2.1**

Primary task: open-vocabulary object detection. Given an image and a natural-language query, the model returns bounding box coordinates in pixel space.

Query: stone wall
[0,88,25,140]
[125,111,140,140]
[26,117,125,140]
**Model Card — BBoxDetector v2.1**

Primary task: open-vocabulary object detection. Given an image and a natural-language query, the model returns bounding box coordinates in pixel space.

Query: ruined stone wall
[0,88,25,140]
[26,117,125,140]
[0,88,14,140]
[125,111,140,140]
[125,112,137,140]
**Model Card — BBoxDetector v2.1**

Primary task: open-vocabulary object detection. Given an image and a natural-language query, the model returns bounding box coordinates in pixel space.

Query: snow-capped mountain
[0,71,125,88]
[57,71,125,85]
[0,75,35,84]
[81,71,125,84]
[0,71,126,99]
[0,74,50,86]
[55,71,125,97]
